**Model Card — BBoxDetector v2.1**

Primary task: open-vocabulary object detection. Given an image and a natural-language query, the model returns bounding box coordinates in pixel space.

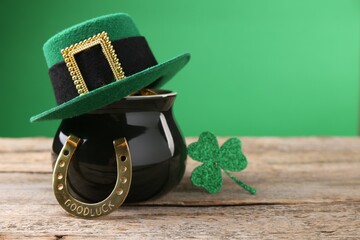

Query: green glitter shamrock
[188,131,256,194]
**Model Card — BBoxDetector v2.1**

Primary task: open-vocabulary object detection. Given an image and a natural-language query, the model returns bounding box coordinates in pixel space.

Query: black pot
[51,90,187,203]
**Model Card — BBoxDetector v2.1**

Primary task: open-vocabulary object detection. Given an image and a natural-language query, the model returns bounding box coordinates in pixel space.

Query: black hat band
[49,36,158,104]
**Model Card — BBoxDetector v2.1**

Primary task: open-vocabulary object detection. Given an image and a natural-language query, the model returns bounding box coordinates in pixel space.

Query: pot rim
[124,89,177,100]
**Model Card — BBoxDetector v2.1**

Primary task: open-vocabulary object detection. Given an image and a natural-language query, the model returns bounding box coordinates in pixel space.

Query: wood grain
[1,203,359,240]
[0,137,359,239]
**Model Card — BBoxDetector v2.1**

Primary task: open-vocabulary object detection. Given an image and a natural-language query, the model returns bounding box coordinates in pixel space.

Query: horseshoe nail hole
[120,177,127,184]
[120,156,127,162]
[57,183,64,190]
[116,188,124,195]
[57,172,63,180]
[59,160,65,167]
[120,166,127,173]
[63,149,69,156]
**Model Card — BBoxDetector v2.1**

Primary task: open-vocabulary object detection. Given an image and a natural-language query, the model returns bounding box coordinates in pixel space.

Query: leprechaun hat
[30,13,190,122]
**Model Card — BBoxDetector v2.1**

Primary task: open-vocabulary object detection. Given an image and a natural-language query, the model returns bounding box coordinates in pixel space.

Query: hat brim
[30,53,190,122]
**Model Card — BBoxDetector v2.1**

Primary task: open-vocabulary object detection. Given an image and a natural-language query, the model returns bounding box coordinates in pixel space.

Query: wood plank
[0,138,51,153]
[0,154,359,206]
[2,137,360,173]
[1,136,360,154]
[0,203,359,239]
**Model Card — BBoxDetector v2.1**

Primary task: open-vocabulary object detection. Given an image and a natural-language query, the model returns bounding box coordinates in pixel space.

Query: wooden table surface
[0,137,359,239]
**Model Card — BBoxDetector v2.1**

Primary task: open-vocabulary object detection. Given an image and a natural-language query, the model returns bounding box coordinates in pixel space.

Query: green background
[0,0,359,137]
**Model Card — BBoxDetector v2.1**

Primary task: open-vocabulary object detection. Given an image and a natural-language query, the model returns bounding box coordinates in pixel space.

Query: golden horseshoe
[52,134,132,219]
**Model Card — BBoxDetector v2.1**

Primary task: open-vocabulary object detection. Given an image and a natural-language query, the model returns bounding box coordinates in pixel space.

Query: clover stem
[224,170,256,195]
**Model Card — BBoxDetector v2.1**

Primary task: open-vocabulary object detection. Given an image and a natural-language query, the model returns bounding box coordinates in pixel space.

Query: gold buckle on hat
[61,32,125,95]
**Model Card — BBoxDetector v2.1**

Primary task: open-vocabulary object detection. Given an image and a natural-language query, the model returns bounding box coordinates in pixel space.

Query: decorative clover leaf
[188,131,256,195]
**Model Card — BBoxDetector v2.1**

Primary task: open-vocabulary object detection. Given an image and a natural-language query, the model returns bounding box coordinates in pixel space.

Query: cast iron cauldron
[51,90,186,203]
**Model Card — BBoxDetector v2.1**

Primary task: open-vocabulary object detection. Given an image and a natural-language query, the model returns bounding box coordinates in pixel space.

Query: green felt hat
[30,13,190,122]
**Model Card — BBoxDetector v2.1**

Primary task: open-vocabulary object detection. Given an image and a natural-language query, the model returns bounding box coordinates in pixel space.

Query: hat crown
[43,13,140,68]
